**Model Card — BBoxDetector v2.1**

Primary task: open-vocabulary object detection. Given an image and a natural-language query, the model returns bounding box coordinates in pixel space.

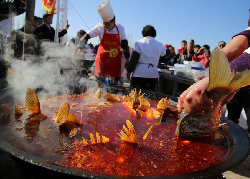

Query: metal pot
[0,86,249,179]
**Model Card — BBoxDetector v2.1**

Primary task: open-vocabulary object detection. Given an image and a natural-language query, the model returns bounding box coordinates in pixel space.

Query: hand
[127,72,131,80]
[64,24,70,30]
[198,46,205,54]
[125,59,129,69]
[178,77,213,115]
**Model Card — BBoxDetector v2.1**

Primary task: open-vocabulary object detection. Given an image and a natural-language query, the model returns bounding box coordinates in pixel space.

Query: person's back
[127,25,165,92]
[136,37,165,65]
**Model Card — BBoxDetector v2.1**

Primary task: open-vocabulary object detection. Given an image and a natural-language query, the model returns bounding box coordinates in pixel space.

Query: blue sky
[33,0,249,52]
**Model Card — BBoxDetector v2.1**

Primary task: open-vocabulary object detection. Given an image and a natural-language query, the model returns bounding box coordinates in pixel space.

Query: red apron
[95,26,121,77]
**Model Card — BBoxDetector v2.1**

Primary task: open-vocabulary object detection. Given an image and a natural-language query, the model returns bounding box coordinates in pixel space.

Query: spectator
[192,46,211,68]
[193,45,210,58]
[77,0,130,86]
[176,40,187,58]
[164,44,169,49]
[33,16,39,31]
[189,39,195,47]
[13,16,40,59]
[92,45,98,54]
[168,46,177,65]
[218,41,226,49]
[88,43,94,50]
[158,45,177,66]
[38,17,43,26]
[194,44,201,53]
[158,44,171,66]
[127,25,166,92]
[178,43,195,64]
[34,14,69,42]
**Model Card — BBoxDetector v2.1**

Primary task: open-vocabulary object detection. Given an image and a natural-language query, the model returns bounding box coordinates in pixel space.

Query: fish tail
[207,48,250,92]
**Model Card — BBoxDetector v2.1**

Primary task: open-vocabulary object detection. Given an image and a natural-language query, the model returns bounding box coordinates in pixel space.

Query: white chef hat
[97,0,115,22]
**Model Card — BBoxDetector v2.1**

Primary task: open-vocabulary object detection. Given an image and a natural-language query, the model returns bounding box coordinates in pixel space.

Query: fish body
[176,48,250,138]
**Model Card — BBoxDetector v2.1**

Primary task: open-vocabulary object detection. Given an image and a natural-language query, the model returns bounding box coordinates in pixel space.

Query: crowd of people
[158,39,226,68]
[0,0,250,133]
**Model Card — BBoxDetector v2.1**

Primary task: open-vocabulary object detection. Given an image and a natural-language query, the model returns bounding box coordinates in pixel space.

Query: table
[158,69,196,97]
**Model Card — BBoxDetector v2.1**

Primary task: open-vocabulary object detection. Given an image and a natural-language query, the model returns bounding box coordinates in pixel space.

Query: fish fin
[207,48,250,91]
[25,88,41,114]
[56,101,70,126]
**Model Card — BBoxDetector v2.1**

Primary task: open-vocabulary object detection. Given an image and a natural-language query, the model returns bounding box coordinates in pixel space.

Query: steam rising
[7,40,98,104]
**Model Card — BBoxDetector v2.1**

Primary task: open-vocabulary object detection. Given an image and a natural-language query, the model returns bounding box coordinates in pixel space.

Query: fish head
[175,110,210,139]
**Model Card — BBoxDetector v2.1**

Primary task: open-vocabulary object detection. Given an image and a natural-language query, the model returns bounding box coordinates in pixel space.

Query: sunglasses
[219,44,225,48]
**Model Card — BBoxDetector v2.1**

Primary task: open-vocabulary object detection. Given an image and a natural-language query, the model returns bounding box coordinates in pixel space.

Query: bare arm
[223,35,248,62]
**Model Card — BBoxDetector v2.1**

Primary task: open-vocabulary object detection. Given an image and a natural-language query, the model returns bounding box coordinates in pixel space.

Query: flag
[42,0,57,14]
[52,7,65,15]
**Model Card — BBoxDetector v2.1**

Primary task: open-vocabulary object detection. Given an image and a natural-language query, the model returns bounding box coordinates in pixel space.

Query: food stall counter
[158,69,196,97]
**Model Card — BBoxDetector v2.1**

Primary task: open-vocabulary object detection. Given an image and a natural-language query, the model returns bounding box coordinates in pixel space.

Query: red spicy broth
[0,93,229,177]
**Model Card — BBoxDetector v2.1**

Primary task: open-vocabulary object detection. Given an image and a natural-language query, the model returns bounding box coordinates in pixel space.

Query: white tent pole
[62,0,68,43]
[55,0,60,44]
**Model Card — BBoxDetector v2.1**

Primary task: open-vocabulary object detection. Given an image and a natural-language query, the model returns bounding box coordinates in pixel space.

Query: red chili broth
[0,94,229,177]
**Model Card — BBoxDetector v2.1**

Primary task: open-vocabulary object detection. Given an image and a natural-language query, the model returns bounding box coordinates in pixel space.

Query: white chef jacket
[87,22,126,43]
[132,37,166,78]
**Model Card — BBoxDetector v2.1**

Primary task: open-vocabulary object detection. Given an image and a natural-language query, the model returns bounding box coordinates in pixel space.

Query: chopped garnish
[102,135,110,143]
[90,133,96,144]
[140,125,153,147]
[96,132,101,143]
[70,103,79,108]
[82,137,89,146]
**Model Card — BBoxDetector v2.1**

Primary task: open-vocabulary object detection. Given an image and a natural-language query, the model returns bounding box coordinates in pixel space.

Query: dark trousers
[130,77,158,92]
[227,89,250,133]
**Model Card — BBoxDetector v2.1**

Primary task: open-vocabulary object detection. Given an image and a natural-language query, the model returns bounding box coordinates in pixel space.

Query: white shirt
[132,37,166,78]
[87,22,126,43]
[244,47,250,54]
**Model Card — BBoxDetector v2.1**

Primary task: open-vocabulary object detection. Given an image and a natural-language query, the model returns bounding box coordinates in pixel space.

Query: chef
[77,0,130,86]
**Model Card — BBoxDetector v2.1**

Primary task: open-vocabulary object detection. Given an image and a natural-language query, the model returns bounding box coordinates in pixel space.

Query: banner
[42,0,57,14]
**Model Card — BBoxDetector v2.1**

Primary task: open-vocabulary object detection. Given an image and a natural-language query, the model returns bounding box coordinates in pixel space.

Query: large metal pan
[0,86,249,179]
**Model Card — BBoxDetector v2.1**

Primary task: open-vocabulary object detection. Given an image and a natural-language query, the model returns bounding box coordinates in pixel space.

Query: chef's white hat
[97,0,115,22]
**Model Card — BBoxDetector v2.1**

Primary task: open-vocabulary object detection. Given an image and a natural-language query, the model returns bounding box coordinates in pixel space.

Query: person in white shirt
[127,25,166,92]
[77,0,130,86]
